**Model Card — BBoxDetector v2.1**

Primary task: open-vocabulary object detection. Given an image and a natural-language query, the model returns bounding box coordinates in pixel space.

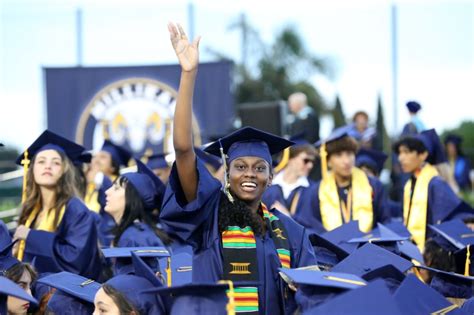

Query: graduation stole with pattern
[16,204,66,261]
[319,167,374,233]
[403,163,438,252]
[221,203,291,314]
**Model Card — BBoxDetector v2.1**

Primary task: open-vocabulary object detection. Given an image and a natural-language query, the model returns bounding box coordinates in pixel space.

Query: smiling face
[228,156,272,210]
[32,149,64,188]
[7,269,33,315]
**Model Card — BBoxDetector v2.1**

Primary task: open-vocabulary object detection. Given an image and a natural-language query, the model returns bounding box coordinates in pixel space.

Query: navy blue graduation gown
[293,176,390,234]
[160,158,317,315]
[262,183,310,212]
[422,177,473,224]
[23,197,103,280]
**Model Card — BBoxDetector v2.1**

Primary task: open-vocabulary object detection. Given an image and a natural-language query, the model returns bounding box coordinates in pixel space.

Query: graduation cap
[15,130,86,166]
[195,147,222,171]
[146,152,171,170]
[0,276,38,315]
[384,220,412,238]
[0,241,20,276]
[415,129,447,165]
[428,219,474,276]
[273,132,312,172]
[204,126,293,166]
[414,265,474,299]
[37,271,100,304]
[279,268,367,313]
[406,101,422,113]
[445,134,463,146]
[331,243,413,276]
[394,274,458,314]
[356,148,388,175]
[144,282,248,315]
[322,221,365,254]
[361,264,406,293]
[309,233,350,269]
[121,158,166,210]
[100,139,132,167]
[305,279,402,315]
[314,125,353,179]
[158,252,193,287]
[72,151,92,166]
[47,290,95,315]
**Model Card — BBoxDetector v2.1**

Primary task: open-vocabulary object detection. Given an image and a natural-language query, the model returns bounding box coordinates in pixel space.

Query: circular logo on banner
[75,78,201,155]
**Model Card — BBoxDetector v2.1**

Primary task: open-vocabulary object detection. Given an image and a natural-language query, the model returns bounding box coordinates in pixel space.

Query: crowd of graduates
[1,22,473,315]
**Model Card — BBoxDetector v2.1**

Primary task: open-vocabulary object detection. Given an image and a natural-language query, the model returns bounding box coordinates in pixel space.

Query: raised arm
[168,22,201,202]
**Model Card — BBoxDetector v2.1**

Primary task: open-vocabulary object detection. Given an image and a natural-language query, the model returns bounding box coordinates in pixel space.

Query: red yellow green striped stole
[221,203,291,314]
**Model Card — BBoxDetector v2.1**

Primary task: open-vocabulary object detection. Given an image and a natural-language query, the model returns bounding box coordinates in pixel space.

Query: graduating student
[401,101,426,136]
[0,276,38,315]
[393,129,474,251]
[293,127,390,234]
[445,134,472,191]
[262,135,317,217]
[145,152,173,184]
[159,23,316,315]
[104,159,172,274]
[12,130,103,281]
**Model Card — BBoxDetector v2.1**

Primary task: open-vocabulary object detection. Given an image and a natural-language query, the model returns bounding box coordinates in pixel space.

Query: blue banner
[44,61,234,155]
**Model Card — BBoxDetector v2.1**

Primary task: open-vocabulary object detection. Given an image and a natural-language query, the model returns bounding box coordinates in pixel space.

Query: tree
[374,94,390,152]
[332,95,346,128]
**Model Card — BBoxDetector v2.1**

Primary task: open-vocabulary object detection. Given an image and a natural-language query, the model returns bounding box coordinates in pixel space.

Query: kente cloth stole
[221,203,291,314]
[319,167,374,233]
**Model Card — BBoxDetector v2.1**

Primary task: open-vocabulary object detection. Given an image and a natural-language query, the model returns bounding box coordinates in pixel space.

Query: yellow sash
[16,205,66,261]
[319,167,374,232]
[84,183,101,213]
[403,164,438,252]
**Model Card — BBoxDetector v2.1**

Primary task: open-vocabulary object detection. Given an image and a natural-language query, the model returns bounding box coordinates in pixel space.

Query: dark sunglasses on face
[303,158,315,164]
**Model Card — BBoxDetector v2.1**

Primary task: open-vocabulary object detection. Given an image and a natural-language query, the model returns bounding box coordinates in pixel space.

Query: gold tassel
[166,257,172,287]
[320,143,328,180]
[274,148,290,173]
[219,280,236,315]
[465,245,471,276]
[17,150,30,261]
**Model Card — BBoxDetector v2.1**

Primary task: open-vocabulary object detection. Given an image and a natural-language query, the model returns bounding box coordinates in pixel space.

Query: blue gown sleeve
[25,197,103,279]
[368,176,391,225]
[159,158,222,249]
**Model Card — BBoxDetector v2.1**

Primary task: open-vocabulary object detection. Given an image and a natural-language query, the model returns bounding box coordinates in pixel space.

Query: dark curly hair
[218,191,264,236]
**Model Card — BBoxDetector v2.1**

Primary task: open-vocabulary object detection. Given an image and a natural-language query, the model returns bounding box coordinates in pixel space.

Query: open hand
[168,22,201,72]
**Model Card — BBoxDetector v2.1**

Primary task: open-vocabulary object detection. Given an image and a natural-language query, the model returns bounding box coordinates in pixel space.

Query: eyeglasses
[303,158,315,165]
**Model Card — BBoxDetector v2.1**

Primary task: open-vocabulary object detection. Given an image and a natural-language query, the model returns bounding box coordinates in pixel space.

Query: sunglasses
[303,158,315,164]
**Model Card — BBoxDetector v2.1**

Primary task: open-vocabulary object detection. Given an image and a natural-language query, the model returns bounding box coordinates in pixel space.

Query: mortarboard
[361,264,406,293]
[0,241,20,276]
[356,148,388,175]
[146,153,171,170]
[394,274,458,314]
[100,140,132,167]
[322,221,365,254]
[273,132,311,172]
[428,219,474,276]
[0,276,38,314]
[195,147,222,171]
[331,243,413,276]
[445,134,463,146]
[37,271,100,304]
[159,252,193,287]
[101,247,170,259]
[406,101,422,113]
[204,126,293,166]
[309,233,350,269]
[122,159,166,210]
[15,130,86,166]
[416,129,447,165]
[305,279,402,315]
[279,268,367,313]
[414,265,474,299]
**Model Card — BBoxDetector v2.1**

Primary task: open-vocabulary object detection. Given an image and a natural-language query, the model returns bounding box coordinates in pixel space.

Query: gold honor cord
[274,148,290,174]
[465,245,471,276]
[166,257,172,287]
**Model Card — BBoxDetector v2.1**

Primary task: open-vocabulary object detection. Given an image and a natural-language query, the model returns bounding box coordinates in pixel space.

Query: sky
[0,0,473,150]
